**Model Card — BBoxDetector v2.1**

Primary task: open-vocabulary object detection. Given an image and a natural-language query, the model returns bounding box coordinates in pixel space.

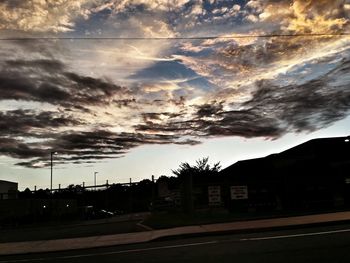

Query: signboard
[208,186,221,206]
[230,186,248,200]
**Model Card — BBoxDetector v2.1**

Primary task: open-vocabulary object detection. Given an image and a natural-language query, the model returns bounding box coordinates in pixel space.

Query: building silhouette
[219,136,350,212]
[0,180,18,200]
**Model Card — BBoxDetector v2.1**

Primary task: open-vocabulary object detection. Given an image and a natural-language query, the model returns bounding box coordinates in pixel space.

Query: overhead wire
[1,32,350,40]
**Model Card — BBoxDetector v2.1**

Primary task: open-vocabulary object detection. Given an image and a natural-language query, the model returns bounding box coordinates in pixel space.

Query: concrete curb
[1,211,350,256]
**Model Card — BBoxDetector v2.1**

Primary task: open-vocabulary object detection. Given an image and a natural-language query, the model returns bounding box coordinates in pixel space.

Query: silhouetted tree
[172,157,221,214]
[172,157,221,177]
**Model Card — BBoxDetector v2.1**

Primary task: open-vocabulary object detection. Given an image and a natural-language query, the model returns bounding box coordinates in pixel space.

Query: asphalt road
[3,223,350,263]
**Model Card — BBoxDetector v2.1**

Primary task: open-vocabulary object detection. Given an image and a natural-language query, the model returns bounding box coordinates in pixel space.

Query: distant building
[0,180,18,200]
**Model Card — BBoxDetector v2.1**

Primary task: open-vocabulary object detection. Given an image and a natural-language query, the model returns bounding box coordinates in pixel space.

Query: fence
[23,178,149,193]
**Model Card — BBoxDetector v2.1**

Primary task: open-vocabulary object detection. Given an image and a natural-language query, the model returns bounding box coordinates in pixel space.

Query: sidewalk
[1,211,350,255]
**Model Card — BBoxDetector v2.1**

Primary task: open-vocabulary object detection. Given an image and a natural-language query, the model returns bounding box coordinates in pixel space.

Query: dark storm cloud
[0,137,47,159]
[196,102,224,118]
[136,98,283,138]
[0,109,84,137]
[0,58,130,107]
[135,120,191,134]
[11,129,200,168]
[197,110,284,138]
[136,108,284,138]
[113,98,137,108]
[244,59,350,132]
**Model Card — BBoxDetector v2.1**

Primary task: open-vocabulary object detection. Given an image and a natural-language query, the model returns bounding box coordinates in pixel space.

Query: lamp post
[50,151,58,193]
[94,172,98,191]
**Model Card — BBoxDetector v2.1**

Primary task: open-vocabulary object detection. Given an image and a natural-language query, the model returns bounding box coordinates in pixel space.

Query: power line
[1,32,350,40]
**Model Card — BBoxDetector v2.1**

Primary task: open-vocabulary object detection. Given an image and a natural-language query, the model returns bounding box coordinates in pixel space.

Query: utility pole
[152,175,155,205]
[94,172,98,191]
[129,178,133,213]
[50,151,58,193]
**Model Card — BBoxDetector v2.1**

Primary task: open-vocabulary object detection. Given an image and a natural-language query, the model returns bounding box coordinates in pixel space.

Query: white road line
[240,228,350,241]
[0,241,218,263]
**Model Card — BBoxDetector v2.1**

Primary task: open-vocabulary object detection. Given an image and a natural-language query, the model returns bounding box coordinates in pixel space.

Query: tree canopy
[172,157,221,177]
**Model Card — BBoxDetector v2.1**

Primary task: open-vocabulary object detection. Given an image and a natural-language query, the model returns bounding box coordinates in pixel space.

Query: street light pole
[50,151,57,193]
[94,172,98,191]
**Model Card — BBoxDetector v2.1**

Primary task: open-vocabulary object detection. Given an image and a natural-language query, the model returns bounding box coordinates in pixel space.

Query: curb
[151,219,350,242]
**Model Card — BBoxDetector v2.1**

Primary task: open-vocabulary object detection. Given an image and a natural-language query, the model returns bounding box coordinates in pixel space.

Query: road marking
[240,228,350,241]
[0,241,218,262]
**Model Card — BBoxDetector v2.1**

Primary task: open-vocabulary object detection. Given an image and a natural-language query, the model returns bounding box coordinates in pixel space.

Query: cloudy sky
[0,0,350,190]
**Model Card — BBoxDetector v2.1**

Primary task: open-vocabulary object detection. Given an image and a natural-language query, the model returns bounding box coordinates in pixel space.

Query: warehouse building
[0,180,18,200]
[218,136,350,212]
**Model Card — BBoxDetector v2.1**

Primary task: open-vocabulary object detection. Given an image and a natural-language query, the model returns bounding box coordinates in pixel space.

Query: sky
[0,0,350,190]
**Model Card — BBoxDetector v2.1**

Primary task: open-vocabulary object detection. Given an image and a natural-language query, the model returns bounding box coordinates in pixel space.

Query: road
[2,223,350,263]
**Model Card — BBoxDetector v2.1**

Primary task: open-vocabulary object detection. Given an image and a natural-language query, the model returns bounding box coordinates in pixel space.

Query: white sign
[230,186,248,200]
[208,186,221,205]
